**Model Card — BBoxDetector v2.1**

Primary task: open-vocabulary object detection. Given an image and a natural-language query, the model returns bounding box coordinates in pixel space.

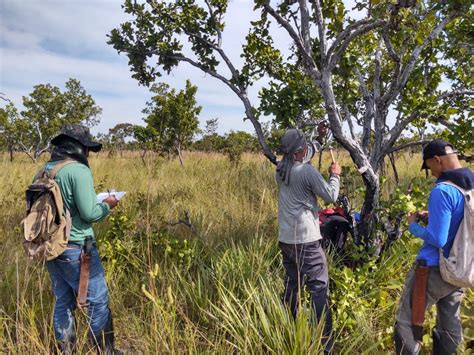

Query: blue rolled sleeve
[409,189,452,249]
[410,183,464,266]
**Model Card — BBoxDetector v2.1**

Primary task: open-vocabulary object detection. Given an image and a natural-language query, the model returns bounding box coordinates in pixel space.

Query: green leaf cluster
[108,0,228,86]
[139,80,202,155]
[1,78,101,160]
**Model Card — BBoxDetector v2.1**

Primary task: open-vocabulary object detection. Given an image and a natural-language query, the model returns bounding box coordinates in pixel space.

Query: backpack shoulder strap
[437,180,468,195]
[47,160,77,180]
[33,167,47,181]
[440,180,474,215]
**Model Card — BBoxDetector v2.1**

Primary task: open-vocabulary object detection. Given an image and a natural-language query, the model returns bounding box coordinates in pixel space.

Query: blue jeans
[46,245,111,343]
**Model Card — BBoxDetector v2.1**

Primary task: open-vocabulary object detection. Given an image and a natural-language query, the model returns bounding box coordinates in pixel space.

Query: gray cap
[278,128,306,154]
[276,129,307,185]
[51,123,102,152]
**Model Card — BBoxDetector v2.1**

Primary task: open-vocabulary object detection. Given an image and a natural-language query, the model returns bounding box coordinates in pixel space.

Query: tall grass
[0,151,472,353]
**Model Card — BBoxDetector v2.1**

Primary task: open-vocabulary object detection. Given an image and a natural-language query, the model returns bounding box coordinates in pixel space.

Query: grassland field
[0,151,472,354]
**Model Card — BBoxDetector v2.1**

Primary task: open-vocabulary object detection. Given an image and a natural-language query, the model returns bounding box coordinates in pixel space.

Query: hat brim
[51,133,102,152]
[80,138,102,152]
[421,160,428,170]
[420,149,459,171]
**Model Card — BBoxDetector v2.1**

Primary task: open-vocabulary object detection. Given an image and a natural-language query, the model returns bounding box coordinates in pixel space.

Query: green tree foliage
[222,130,260,164]
[193,119,259,164]
[250,0,472,247]
[142,80,201,164]
[108,0,276,163]
[0,106,16,158]
[108,123,136,155]
[203,118,219,136]
[193,133,227,152]
[95,123,138,156]
[1,79,101,162]
[109,0,473,249]
[193,119,226,152]
[132,124,159,159]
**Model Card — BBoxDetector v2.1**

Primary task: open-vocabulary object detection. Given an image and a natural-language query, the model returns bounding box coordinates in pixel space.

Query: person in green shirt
[44,124,121,354]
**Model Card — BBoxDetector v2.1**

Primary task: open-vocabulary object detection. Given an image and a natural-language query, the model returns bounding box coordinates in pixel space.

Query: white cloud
[0,0,389,139]
[1,0,274,135]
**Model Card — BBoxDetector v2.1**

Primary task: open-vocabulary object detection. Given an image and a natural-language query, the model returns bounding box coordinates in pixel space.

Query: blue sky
[1,0,430,139]
[0,0,279,135]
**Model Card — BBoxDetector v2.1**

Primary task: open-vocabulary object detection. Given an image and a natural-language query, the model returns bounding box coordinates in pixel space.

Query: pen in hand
[103,192,118,209]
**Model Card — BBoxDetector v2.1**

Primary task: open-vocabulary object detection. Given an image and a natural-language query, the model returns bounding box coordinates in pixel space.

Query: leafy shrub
[150,230,195,268]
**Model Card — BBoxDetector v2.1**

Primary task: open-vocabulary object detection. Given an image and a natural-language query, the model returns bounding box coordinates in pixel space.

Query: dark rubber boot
[91,313,123,355]
[433,327,457,355]
[57,339,76,355]
[56,322,77,355]
[394,321,421,355]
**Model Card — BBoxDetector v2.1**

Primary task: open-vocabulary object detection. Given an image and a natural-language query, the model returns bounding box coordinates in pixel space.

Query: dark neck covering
[50,137,89,167]
[276,129,307,185]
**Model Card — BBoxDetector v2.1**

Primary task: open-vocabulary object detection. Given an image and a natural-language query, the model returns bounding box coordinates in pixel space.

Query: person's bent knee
[88,304,111,334]
[433,327,463,352]
[87,274,111,333]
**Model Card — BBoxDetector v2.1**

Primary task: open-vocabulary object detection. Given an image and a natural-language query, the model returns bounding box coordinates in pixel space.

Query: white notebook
[96,191,126,203]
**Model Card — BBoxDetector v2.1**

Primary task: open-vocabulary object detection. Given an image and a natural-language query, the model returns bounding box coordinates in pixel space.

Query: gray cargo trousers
[394,263,464,355]
[279,240,332,352]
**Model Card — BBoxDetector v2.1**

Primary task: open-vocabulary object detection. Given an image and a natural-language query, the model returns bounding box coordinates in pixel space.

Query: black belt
[67,241,96,249]
[67,242,83,249]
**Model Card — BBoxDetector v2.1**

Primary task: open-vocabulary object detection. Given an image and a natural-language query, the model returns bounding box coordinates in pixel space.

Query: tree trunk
[26,151,37,163]
[140,149,147,165]
[357,174,381,251]
[176,145,184,166]
[318,74,383,252]
[388,152,399,184]
[318,148,324,171]
[9,148,13,162]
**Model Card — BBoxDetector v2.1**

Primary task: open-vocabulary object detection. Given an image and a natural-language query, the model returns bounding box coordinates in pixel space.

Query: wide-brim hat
[421,139,458,170]
[51,123,102,152]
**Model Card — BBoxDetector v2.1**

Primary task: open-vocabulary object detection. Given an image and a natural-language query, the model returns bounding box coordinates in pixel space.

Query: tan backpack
[22,160,75,261]
[438,181,474,288]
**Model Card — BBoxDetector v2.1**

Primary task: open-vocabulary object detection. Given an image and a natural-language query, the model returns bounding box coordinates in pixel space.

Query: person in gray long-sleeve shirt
[278,162,340,244]
[276,128,341,353]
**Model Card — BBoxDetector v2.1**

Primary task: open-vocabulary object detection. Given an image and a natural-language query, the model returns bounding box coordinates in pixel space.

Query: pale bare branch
[382,13,457,107]
[326,19,374,57]
[263,1,321,79]
[298,0,311,53]
[342,104,356,140]
[436,90,474,101]
[310,0,327,61]
[372,38,384,162]
[373,38,382,104]
[354,67,373,153]
[382,30,400,63]
[326,20,386,72]
[288,9,301,37]
[168,54,237,93]
[384,110,420,153]
[204,0,222,47]
[0,92,12,104]
[388,139,431,154]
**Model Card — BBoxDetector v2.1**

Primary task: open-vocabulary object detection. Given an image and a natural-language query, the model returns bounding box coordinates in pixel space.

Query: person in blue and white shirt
[394,139,474,354]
